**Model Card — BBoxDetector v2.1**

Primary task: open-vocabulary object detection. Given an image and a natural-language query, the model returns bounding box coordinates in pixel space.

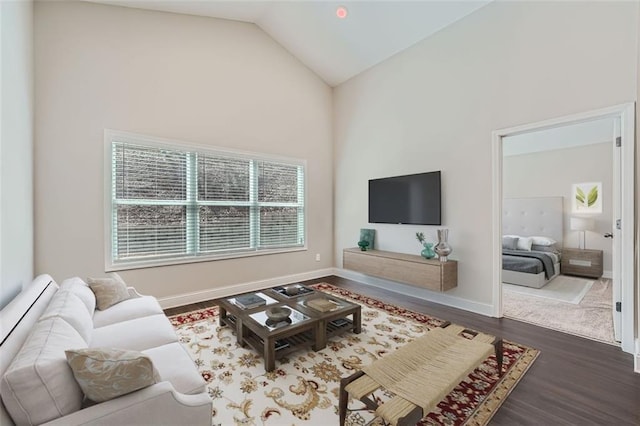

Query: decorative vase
[434,229,452,262]
[421,243,435,259]
[357,240,369,251]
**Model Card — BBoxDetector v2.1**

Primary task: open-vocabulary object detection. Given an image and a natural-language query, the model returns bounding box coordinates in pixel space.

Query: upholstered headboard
[503,197,564,246]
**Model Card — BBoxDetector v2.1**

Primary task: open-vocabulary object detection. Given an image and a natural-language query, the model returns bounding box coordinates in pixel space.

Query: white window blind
[107,133,305,269]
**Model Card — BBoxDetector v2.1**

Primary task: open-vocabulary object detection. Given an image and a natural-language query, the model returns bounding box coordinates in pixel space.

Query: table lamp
[570,217,595,249]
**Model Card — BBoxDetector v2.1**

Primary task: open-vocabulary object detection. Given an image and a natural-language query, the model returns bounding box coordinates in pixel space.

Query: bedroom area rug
[502,277,615,345]
[169,283,539,426]
[502,275,593,304]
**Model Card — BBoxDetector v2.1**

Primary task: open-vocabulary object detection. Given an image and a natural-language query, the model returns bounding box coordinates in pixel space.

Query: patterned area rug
[169,283,539,425]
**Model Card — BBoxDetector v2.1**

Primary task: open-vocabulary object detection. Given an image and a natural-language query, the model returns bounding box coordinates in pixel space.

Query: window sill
[105,246,308,272]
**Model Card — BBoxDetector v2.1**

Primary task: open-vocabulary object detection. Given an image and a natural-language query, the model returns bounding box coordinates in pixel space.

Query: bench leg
[396,405,424,426]
[339,370,365,426]
[494,338,503,376]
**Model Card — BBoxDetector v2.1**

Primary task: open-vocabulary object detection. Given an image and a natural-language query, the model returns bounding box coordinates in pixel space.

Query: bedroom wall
[0,0,34,309]
[34,2,333,300]
[503,143,613,276]
[333,1,638,312]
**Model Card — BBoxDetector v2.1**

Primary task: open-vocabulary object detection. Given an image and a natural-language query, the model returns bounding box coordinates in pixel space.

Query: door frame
[491,103,636,354]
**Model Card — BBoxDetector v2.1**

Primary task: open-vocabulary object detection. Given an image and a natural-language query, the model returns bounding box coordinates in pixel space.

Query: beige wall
[503,143,614,274]
[0,0,34,308]
[333,1,638,310]
[34,2,333,299]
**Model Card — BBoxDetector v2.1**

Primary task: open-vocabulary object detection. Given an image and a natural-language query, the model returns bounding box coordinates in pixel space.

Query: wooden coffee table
[218,285,361,372]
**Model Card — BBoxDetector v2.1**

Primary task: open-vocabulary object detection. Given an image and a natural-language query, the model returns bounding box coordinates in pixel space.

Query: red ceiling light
[336,6,348,19]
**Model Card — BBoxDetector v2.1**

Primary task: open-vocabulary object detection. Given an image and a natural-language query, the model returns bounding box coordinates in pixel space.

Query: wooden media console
[343,248,457,292]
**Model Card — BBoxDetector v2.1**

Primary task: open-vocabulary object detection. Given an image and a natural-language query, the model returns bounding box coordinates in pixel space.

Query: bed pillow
[516,236,533,251]
[531,243,560,253]
[502,236,518,250]
[65,348,159,403]
[530,236,557,246]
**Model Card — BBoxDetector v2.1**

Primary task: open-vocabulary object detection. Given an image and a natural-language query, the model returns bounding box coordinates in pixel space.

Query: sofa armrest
[42,382,212,426]
[127,287,143,298]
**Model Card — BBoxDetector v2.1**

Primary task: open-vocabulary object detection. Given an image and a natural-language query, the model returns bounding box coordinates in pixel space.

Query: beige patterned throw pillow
[65,348,160,402]
[87,276,130,310]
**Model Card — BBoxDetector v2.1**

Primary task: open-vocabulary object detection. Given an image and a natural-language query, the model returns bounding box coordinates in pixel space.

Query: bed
[502,197,563,288]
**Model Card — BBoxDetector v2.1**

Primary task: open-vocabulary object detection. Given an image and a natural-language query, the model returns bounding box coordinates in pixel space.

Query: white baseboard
[335,268,494,317]
[635,339,640,374]
[602,270,613,279]
[157,268,335,309]
[160,266,497,318]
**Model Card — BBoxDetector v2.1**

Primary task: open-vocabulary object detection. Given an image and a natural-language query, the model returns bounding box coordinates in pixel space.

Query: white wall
[34,2,333,299]
[0,0,34,309]
[333,1,638,310]
[503,143,614,275]
[635,3,640,373]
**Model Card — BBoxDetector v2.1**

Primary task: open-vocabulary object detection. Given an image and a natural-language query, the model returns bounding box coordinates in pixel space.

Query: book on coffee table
[330,318,350,327]
[235,293,266,309]
[274,340,290,351]
[306,298,339,312]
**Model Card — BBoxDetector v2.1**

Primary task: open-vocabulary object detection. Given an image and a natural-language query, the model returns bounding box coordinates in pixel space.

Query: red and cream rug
[169,283,539,425]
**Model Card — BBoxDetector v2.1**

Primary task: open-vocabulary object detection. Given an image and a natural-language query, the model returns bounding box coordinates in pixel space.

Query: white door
[611,118,621,342]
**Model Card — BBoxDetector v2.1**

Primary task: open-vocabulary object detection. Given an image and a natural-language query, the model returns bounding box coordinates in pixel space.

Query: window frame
[104,129,307,271]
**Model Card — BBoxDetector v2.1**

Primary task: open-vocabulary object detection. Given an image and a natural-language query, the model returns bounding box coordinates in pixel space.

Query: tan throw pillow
[87,276,130,310]
[65,348,159,402]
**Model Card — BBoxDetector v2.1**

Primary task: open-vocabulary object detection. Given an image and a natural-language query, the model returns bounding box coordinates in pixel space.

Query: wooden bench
[338,323,503,426]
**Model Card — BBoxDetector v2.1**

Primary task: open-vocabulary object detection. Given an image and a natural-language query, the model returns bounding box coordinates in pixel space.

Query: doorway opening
[491,103,635,353]
[501,119,615,344]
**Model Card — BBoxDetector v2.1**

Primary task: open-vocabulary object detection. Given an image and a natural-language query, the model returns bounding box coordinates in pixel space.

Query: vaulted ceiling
[86,1,491,86]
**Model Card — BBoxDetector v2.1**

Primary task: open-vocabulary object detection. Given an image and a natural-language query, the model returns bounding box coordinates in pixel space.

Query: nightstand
[561,248,603,278]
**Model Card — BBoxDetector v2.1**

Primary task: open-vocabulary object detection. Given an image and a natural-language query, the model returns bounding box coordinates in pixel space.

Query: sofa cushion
[87,277,130,310]
[65,348,160,403]
[0,317,86,426]
[91,314,178,352]
[143,342,206,395]
[39,290,94,344]
[92,296,164,328]
[60,277,97,313]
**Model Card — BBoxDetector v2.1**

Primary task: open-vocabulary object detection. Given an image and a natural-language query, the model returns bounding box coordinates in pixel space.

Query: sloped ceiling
[84,1,491,86]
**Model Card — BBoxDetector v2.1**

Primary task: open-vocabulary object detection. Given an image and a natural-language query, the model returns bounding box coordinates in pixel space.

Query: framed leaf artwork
[572,182,602,214]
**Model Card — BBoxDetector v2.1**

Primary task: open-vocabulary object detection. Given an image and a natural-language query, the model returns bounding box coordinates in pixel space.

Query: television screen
[368,171,441,225]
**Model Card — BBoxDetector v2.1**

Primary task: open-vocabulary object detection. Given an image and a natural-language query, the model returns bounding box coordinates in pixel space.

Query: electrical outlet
[315,253,321,262]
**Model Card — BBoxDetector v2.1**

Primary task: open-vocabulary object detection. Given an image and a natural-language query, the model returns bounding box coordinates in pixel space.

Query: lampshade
[570,217,595,231]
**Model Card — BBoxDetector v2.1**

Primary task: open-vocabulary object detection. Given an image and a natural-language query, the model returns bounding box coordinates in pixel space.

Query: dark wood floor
[165,275,640,425]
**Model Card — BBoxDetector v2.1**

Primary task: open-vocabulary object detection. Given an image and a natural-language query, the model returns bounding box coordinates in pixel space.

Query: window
[105,131,305,270]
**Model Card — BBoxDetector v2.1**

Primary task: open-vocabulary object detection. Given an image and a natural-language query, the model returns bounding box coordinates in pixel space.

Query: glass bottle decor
[421,243,435,259]
[434,228,452,262]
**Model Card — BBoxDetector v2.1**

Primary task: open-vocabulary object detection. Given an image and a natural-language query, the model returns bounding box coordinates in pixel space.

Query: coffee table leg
[314,321,327,351]
[264,338,276,372]
[353,308,362,334]
[218,307,227,327]
[238,321,247,348]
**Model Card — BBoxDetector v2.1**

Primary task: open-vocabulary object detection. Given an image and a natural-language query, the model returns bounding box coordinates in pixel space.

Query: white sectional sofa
[0,274,212,426]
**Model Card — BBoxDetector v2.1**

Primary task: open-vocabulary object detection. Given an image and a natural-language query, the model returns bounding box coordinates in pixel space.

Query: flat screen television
[368,171,441,225]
